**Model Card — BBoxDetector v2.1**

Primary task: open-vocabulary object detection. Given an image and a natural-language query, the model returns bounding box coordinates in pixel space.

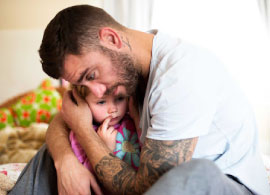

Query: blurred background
[0,0,269,155]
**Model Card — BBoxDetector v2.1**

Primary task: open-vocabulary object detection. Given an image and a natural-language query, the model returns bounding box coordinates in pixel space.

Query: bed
[0,79,66,194]
[0,79,269,195]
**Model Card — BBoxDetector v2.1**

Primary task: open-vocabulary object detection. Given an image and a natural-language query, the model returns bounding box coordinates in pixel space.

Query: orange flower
[43,96,50,103]
[41,80,54,90]
[36,110,51,123]
[22,111,30,119]
[0,111,7,123]
[21,93,36,105]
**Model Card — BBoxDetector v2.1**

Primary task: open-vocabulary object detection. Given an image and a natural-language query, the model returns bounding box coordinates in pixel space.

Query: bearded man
[9,5,269,195]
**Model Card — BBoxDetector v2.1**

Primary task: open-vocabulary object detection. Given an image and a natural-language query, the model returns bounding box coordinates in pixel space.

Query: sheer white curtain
[150,0,270,155]
[258,0,270,31]
[101,0,153,31]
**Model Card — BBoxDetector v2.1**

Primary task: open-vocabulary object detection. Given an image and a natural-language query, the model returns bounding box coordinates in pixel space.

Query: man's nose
[86,83,106,98]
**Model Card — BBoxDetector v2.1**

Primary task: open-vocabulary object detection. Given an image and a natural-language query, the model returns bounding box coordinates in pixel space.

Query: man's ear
[99,27,122,50]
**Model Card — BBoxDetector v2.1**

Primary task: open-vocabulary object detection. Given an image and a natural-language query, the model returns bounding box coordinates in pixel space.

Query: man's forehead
[62,55,81,80]
[63,54,93,84]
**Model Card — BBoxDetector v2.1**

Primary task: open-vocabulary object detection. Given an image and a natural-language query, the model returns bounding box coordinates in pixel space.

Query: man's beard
[99,46,140,96]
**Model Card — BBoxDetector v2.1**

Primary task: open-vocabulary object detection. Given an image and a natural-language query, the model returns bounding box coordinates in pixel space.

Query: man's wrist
[74,125,96,149]
[54,150,77,171]
[75,123,93,138]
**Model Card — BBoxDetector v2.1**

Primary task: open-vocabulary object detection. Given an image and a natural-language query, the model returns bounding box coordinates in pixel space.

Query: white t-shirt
[140,30,270,195]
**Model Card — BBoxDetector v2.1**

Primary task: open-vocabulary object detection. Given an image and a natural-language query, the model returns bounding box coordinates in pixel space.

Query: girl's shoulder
[119,114,136,132]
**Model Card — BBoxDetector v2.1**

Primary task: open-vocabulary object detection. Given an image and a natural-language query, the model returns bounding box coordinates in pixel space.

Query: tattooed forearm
[95,137,198,194]
[95,153,136,194]
[137,138,198,188]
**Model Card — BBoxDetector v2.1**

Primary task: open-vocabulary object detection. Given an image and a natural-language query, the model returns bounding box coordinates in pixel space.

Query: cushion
[0,163,26,182]
[0,163,26,194]
[12,79,62,127]
[0,108,15,130]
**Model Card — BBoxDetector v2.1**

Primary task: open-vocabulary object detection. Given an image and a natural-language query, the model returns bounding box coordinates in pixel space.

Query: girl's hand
[97,117,118,152]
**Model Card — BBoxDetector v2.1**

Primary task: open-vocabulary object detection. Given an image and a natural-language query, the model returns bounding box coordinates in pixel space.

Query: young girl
[69,85,141,172]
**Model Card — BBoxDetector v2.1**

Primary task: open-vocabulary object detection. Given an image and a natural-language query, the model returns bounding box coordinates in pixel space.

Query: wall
[0,0,102,103]
[0,0,102,29]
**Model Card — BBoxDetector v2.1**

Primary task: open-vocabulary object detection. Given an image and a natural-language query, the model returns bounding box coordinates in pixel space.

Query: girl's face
[85,86,128,126]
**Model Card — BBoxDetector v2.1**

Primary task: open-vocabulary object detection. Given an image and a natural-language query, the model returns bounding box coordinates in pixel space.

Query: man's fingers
[57,179,67,195]
[62,91,73,106]
[62,91,79,112]
[89,174,103,195]
[72,88,85,105]
[129,96,134,104]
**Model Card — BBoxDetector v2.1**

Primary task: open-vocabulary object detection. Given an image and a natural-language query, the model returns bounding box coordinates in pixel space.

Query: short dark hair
[39,5,124,79]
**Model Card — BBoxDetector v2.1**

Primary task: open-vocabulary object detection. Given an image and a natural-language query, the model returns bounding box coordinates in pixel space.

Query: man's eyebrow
[77,68,89,83]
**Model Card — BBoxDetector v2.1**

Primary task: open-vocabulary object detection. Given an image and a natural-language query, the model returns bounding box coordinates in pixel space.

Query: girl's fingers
[107,126,115,134]
[97,127,101,134]
[112,129,118,137]
[100,116,112,132]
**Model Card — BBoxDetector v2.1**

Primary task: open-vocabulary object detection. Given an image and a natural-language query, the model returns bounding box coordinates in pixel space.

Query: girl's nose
[108,104,117,114]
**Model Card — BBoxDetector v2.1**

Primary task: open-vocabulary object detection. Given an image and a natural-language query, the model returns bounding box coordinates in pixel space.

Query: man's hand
[56,153,103,195]
[97,117,118,152]
[46,113,103,195]
[61,89,93,136]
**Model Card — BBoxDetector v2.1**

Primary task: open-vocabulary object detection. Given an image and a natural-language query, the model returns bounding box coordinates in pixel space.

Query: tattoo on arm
[95,153,137,194]
[95,137,198,195]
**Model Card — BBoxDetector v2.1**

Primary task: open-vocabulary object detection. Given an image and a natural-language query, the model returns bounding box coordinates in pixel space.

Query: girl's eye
[97,100,106,105]
[86,72,95,81]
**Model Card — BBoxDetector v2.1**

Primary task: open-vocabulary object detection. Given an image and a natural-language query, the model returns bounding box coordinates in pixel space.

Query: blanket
[0,123,48,194]
[0,163,25,195]
[0,123,48,164]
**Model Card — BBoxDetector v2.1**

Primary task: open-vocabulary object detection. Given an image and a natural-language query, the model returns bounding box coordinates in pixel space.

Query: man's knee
[187,159,221,176]
[145,159,223,195]
[163,159,222,186]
